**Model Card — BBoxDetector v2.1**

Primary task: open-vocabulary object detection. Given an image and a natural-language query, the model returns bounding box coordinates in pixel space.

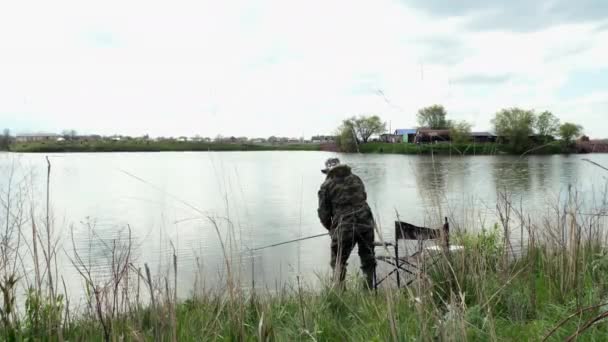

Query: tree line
[336,105,585,153]
[0,129,10,150]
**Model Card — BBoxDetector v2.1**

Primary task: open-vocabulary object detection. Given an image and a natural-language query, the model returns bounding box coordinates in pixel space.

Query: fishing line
[119,169,211,217]
[120,168,329,253]
[251,233,329,252]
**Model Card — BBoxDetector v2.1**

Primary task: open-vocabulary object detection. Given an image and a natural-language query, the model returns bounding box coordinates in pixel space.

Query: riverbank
[9,140,322,153]
[3,228,608,341]
[9,140,575,155]
[358,142,571,155]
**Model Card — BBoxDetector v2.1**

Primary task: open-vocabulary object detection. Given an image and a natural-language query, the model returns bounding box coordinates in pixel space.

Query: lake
[1,151,607,300]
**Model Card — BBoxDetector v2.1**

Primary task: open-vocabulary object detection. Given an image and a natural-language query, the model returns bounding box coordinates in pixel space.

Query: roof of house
[394,129,417,135]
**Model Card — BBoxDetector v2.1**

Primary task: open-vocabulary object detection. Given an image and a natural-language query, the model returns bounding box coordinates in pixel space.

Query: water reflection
[491,158,532,193]
[415,157,448,197]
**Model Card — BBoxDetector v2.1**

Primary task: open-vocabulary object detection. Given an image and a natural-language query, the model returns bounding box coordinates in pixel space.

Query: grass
[4,230,608,341]
[2,155,608,341]
[9,140,322,153]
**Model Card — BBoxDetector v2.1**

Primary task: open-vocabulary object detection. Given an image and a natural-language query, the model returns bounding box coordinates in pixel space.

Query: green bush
[359,142,501,155]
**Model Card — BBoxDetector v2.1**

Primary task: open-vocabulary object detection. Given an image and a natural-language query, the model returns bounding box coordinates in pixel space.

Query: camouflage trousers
[330,218,376,283]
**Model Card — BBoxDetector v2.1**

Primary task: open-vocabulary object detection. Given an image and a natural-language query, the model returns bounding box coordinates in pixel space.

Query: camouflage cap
[322,158,341,174]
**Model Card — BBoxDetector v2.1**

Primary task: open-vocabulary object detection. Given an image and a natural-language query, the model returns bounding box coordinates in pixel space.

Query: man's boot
[362,267,375,290]
[332,264,347,290]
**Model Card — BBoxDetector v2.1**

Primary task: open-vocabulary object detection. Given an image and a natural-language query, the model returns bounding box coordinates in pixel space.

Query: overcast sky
[1,0,607,138]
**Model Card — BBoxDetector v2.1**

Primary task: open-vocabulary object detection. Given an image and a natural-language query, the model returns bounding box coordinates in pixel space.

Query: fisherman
[317,158,376,289]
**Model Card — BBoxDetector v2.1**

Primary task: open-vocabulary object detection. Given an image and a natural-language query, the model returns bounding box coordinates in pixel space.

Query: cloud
[401,0,608,32]
[0,0,607,138]
[83,30,119,48]
[412,36,469,66]
[452,74,512,85]
[596,21,608,32]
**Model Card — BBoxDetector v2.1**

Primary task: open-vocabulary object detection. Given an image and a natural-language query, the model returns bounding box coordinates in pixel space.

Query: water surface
[2,151,607,299]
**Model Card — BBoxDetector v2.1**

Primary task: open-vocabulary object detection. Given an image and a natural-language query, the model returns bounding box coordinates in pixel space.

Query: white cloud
[0,0,607,137]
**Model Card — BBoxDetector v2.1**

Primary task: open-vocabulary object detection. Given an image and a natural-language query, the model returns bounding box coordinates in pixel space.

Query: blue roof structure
[394,129,417,135]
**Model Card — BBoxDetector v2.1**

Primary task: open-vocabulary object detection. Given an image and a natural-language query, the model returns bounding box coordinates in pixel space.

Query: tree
[335,120,358,152]
[417,105,451,129]
[535,111,560,142]
[559,122,583,146]
[0,128,10,150]
[62,129,77,140]
[350,115,386,143]
[449,121,472,144]
[492,108,536,153]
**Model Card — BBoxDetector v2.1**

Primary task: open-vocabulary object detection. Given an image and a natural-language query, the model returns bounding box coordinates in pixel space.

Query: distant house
[415,129,451,144]
[470,132,497,143]
[64,134,96,142]
[15,133,60,143]
[83,135,103,142]
[251,138,266,144]
[394,129,417,143]
[311,135,336,143]
[380,133,401,143]
[578,139,608,153]
[190,136,211,143]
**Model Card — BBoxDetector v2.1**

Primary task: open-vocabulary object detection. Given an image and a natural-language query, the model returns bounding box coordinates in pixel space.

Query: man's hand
[321,218,332,230]
[328,228,336,239]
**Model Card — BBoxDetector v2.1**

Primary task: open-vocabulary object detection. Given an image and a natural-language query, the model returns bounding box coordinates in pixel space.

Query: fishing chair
[373,217,454,289]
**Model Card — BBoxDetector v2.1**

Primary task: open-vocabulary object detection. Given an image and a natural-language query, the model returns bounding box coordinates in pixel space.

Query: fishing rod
[583,158,608,172]
[252,232,329,251]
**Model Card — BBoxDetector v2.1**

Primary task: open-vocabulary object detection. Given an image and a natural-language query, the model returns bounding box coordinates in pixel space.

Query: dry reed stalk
[296,275,307,330]
[144,263,159,341]
[30,212,41,292]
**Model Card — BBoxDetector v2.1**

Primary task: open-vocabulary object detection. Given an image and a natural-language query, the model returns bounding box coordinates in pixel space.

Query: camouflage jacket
[317,165,373,231]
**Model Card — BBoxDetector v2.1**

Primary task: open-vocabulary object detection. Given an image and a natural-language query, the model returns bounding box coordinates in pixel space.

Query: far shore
[6,140,600,155]
[8,141,325,153]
